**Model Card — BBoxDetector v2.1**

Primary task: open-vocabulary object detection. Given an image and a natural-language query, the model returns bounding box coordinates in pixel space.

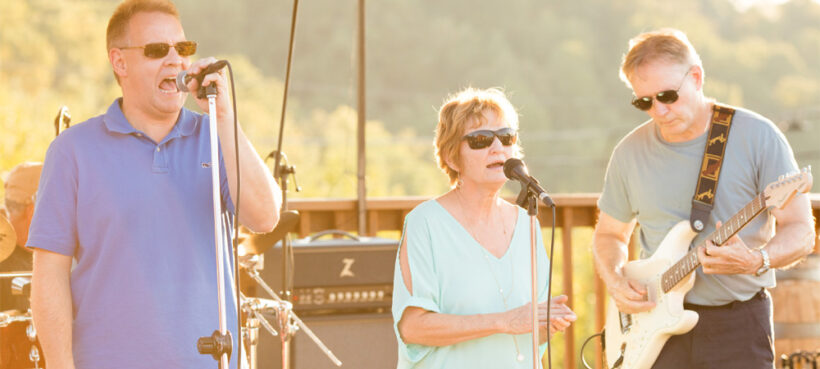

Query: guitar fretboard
[660,193,767,293]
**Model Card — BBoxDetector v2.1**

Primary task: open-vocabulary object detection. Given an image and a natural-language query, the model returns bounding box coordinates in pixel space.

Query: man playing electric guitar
[592,28,815,369]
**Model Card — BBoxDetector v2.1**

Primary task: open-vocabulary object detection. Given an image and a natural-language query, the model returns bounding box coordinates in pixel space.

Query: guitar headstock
[764,166,813,209]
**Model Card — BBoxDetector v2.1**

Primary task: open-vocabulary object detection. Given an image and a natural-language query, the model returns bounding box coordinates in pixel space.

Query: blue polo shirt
[28,99,239,369]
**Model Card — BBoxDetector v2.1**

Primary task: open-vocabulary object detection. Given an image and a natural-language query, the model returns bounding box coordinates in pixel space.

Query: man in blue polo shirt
[27,1,281,368]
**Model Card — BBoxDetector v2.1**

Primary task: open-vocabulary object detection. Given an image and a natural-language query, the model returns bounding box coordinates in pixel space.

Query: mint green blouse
[392,199,550,369]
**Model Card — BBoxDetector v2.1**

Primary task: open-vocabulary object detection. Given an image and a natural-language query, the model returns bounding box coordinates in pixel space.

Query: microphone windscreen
[176,71,190,92]
[503,158,526,180]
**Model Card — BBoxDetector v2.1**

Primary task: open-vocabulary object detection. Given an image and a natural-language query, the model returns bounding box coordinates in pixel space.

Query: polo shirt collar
[102,98,198,138]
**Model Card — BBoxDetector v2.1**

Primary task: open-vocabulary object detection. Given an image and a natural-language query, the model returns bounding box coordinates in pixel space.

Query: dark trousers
[651,290,775,369]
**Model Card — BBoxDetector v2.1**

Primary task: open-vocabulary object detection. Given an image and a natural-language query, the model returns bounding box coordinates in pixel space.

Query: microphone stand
[53,106,70,137]
[269,0,300,366]
[240,258,342,367]
[271,151,300,369]
[197,84,233,369]
[514,184,555,369]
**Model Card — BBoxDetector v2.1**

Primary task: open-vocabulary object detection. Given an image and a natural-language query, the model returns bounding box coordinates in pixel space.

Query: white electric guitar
[604,168,813,369]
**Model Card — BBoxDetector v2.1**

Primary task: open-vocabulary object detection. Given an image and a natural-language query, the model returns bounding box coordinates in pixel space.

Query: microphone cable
[225,61,245,369]
[545,204,556,369]
[580,331,604,369]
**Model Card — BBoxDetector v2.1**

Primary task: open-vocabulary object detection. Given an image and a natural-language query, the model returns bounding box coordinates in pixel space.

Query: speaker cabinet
[255,313,397,369]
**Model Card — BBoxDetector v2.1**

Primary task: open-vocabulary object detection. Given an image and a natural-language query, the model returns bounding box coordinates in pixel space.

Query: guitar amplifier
[258,231,399,315]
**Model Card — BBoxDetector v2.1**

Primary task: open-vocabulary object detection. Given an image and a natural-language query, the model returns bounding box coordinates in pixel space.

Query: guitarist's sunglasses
[462,128,518,150]
[119,41,198,59]
[631,67,692,111]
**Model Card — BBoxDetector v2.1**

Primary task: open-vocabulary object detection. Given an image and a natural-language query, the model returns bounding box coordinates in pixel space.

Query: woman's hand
[546,295,577,338]
[503,295,577,336]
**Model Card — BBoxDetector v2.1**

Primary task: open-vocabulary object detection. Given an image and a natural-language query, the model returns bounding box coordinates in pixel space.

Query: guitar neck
[660,193,768,293]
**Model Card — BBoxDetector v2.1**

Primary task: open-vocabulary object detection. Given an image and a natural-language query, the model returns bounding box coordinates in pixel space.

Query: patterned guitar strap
[690,104,735,232]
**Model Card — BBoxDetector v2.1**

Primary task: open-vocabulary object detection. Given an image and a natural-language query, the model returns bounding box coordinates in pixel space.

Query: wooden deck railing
[286,194,820,369]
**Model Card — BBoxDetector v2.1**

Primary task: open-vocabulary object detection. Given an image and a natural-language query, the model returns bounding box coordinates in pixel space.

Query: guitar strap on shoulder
[690,104,735,232]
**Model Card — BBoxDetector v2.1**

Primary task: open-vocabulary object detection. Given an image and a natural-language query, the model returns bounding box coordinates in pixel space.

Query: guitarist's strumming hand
[608,277,656,314]
[698,221,763,275]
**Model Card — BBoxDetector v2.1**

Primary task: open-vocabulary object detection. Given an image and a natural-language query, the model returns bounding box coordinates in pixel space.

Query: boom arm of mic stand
[245,269,342,367]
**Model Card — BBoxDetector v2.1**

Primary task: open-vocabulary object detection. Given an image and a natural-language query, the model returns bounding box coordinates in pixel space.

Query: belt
[683,289,767,311]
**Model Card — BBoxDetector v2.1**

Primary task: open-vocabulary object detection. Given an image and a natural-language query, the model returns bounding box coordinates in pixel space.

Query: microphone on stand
[176,60,229,92]
[54,106,71,137]
[503,158,555,207]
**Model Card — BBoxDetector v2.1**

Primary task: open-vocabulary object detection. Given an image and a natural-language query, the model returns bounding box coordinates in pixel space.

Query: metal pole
[208,93,230,369]
[356,0,367,236]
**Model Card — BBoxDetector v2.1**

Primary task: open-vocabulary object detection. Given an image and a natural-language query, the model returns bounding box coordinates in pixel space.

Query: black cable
[580,332,604,369]
[220,61,243,369]
[545,204,556,369]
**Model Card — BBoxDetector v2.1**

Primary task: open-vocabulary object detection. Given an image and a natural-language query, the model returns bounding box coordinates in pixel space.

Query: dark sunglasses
[119,41,197,59]
[631,68,691,111]
[462,127,518,149]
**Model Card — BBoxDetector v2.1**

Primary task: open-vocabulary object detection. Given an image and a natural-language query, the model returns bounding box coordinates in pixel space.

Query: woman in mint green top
[392,88,576,369]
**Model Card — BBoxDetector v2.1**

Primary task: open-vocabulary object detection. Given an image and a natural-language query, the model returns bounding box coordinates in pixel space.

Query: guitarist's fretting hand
[698,221,763,275]
[608,277,657,314]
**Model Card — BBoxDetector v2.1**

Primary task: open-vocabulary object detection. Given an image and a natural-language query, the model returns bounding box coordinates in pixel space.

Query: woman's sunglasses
[631,68,691,111]
[462,127,518,149]
[119,41,198,59]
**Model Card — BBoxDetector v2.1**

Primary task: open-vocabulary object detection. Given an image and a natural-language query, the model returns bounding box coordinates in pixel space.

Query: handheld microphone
[503,158,555,207]
[176,60,229,92]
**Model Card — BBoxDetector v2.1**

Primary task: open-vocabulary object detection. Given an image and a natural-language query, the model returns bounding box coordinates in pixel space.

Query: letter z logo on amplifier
[340,258,356,278]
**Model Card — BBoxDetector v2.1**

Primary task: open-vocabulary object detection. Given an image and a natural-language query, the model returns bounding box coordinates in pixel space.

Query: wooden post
[356,0,367,236]
[561,207,575,369]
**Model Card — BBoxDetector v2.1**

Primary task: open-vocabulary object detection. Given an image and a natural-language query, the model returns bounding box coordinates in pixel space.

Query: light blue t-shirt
[392,199,550,369]
[27,99,239,369]
[598,105,799,305]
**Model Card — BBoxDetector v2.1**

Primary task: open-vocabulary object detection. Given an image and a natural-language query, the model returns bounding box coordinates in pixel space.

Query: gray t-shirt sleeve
[598,144,636,223]
[751,116,800,191]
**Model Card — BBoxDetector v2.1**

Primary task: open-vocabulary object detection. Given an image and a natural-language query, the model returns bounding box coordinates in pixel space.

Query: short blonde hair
[107,0,179,51]
[434,87,522,187]
[619,28,702,88]
[106,0,180,84]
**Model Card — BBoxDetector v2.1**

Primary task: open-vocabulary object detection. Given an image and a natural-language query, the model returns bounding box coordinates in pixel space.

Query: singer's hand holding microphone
[177,58,229,100]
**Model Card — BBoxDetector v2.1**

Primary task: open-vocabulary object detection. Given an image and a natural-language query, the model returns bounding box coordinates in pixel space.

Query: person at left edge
[0,162,43,312]
[27,1,281,368]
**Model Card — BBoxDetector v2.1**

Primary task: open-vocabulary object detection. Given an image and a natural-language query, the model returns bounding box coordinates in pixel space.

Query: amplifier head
[259,233,399,291]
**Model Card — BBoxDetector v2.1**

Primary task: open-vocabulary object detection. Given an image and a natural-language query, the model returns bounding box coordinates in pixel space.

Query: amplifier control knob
[345,292,352,301]
[328,293,336,303]
[313,289,325,305]
[353,291,361,301]
[377,290,385,300]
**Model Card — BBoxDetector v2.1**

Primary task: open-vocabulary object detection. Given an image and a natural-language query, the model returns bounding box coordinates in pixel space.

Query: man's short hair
[106,0,180,51]
[619,28,702,88]
[106,0,180,84]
